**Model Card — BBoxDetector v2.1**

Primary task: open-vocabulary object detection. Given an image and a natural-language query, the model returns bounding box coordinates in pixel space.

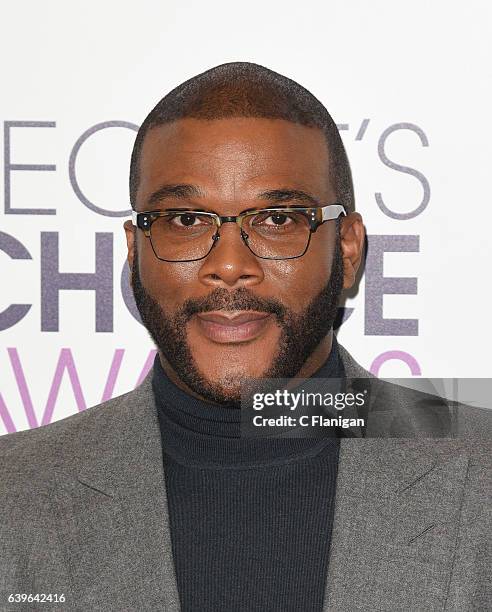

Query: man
[1,63,490,611]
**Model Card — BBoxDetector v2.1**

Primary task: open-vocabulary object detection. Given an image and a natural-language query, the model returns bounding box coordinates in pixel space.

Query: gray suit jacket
[1,345,490,611]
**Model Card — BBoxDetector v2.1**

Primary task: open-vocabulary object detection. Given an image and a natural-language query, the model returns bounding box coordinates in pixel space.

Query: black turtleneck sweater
[152,337,345,612]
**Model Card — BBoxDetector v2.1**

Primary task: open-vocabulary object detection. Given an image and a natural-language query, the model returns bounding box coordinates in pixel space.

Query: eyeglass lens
[149,210,312,261]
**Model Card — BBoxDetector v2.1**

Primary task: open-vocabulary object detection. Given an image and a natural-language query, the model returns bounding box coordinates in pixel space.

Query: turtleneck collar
[152,335,345,468]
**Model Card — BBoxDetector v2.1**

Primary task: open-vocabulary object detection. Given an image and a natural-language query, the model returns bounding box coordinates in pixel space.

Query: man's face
[124,117,362,403]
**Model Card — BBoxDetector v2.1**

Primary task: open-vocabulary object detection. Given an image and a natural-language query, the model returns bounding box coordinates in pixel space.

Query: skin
[124,117,365,399]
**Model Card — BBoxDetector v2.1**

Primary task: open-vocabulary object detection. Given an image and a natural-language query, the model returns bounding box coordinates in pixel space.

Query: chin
[197,364,268,404]
[198,375,244,405]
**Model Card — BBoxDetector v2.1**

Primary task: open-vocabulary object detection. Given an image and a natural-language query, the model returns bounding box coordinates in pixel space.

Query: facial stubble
[131,228,344,404]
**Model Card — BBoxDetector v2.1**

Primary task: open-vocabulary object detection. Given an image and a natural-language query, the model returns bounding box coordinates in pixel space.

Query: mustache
[179,287,288,322]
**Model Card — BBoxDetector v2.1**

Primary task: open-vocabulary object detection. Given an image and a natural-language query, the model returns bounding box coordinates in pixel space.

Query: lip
[194,311,273,343]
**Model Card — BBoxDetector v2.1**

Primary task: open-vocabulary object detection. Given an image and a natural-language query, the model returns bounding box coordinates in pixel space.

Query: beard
[131,227,344,404]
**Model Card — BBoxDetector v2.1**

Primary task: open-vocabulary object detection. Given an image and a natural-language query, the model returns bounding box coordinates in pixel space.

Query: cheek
[137,238,201,311]
[264,239,333,312]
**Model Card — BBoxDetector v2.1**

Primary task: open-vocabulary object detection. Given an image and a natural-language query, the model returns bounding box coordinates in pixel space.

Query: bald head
[129,62,354,215]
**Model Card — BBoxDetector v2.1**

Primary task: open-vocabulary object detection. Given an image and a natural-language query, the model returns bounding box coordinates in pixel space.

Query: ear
[340,213,365,289]
[123,220,136,272]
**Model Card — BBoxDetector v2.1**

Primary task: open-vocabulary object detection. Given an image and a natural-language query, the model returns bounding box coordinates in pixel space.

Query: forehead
[136,117,333,207]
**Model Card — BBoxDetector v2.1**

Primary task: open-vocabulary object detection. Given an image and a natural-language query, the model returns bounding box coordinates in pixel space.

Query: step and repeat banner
[1,1,491,433]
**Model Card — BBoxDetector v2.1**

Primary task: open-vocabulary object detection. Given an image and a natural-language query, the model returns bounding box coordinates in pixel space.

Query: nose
[198,222,264,289]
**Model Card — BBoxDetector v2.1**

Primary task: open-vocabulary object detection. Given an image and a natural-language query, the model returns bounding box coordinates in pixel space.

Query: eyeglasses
[131,203,346,262]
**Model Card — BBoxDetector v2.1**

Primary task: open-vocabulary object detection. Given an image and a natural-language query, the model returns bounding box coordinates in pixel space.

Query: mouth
[194,311,274,344]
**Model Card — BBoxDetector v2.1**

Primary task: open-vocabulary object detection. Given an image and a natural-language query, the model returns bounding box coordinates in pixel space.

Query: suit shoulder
[0,382,149,478]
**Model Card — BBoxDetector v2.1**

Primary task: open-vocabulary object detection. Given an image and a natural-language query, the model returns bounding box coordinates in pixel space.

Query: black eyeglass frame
[131,203,346,262]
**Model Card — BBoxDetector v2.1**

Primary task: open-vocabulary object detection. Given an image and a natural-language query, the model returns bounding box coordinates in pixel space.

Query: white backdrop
[1,0,491,434]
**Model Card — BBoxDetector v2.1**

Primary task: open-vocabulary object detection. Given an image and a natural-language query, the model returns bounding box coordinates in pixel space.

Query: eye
[169,213,213,228]
[252,211,295,227]
[265,212,292,226]
[172,213,199,227]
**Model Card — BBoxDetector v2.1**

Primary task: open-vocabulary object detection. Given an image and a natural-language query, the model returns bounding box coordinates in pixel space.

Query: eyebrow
[257,189,321,206]
[145,184,321,209]
[146,183,204,207]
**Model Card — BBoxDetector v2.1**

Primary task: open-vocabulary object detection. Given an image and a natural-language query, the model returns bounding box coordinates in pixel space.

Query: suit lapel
[52,373,181,611]
[323,438,470,611]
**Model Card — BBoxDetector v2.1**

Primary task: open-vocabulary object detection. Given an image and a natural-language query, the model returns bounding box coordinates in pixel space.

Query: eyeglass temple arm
[321,204,346,221]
